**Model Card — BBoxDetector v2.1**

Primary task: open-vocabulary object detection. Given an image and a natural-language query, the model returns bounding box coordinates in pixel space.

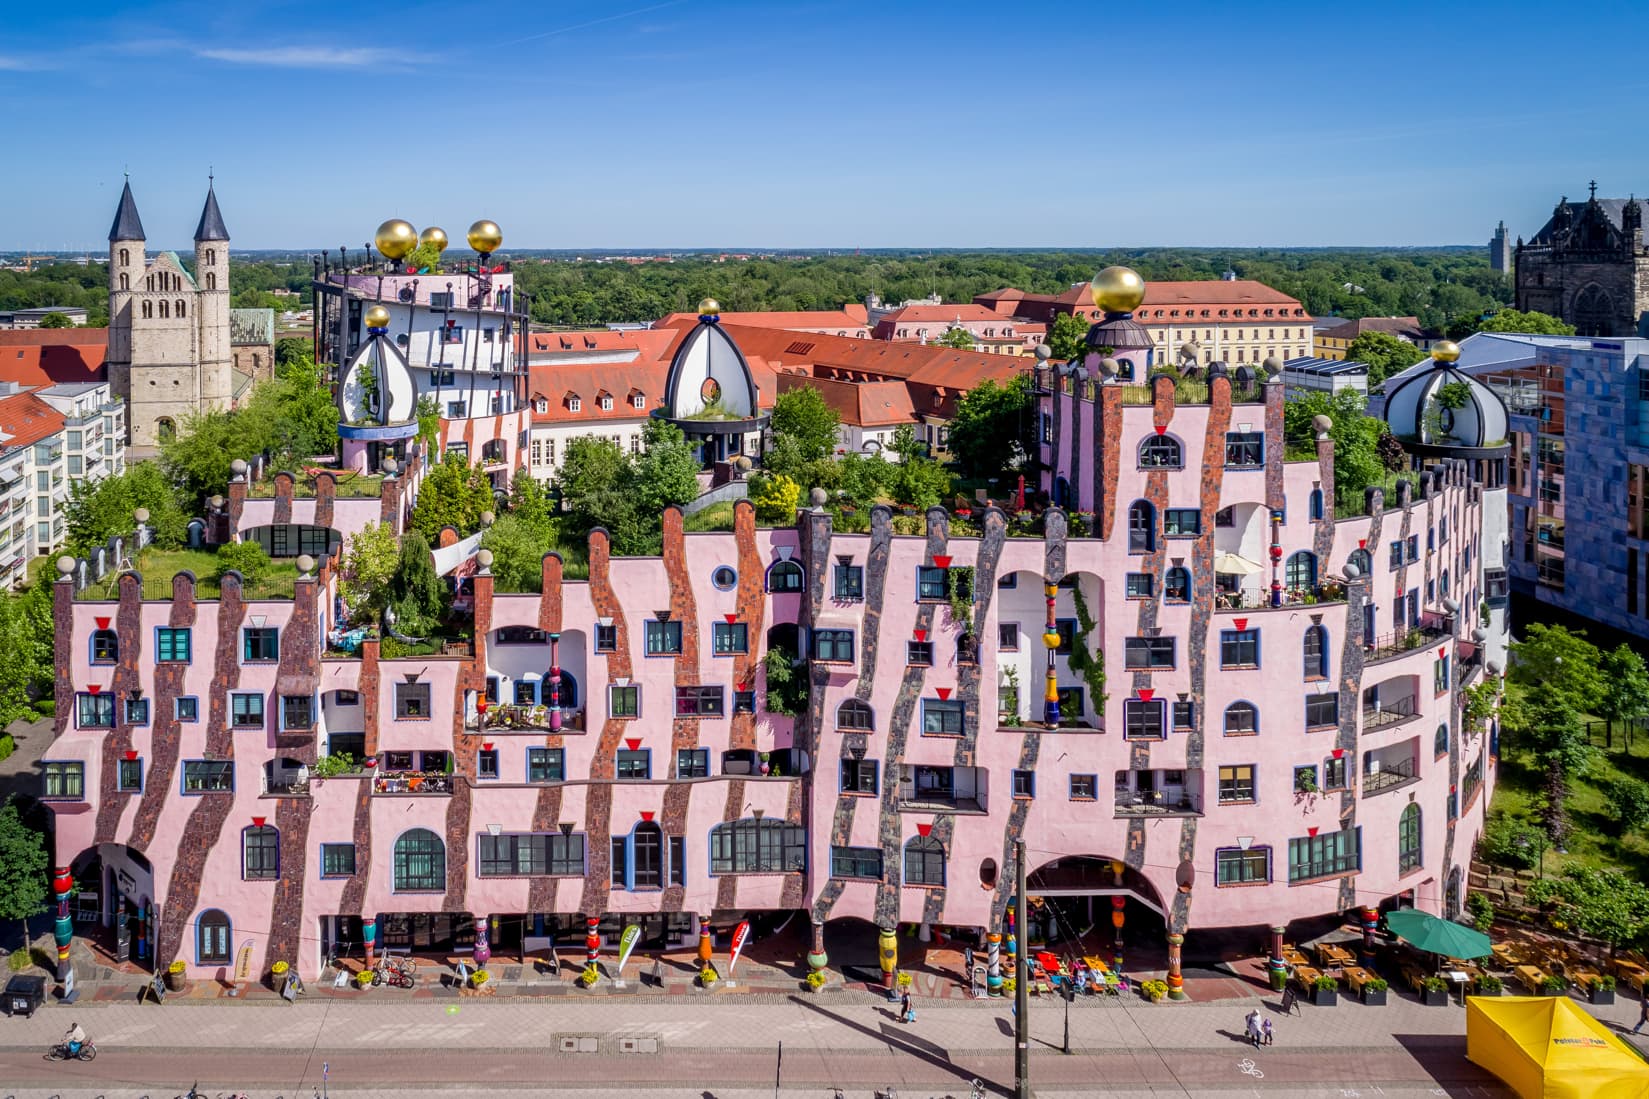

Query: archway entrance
[1025,856,1168,976]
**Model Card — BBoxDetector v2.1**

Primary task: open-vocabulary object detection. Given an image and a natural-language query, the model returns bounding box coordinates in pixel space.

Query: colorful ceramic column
[697,919,714,974]
[1268,925,1287,992]
[1269,508,1284,606]
[1110,896,1125,972]
[547,632,562,732]
[1042,582,1060,725]
[53,866,73,980]
[985,930,1003,996]
[1166,932,1185,1000]
[1360,906,1380,968]
[473,915,491,969]
[585,916,600,972]
[136,900,148,962]
[806,920,828,978]
[363,915,377,972]
[878,925,897,990]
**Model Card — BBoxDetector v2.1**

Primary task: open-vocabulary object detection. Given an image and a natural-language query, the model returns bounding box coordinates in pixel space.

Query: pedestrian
[1244,1008,1261,1047]
[1262,1018,1274,1046]
[1634,994,1649,1035]
[901,989,914,1024]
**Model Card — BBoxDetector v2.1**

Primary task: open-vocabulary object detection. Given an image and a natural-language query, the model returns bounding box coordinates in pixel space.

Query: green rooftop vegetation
[248,471,385,499]
[74,546,300,602]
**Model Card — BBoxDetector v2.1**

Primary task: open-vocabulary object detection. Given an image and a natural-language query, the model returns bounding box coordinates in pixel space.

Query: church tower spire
[108,178,146,242]
[194,178,232,416]
[194,179,229,242]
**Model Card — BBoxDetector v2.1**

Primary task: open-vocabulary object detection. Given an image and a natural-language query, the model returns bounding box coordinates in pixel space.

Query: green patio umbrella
[1384,909,1493,960]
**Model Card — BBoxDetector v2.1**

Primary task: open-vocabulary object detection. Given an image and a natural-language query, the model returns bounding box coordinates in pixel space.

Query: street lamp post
[1014,838,1030,1099]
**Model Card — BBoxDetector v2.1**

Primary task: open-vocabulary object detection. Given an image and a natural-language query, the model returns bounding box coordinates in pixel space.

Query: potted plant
[805,969,827,992]
[580,963,602,989]
[1420,976,1450,1006]
[1359,976,1388,1006]
[897,971,913,990]
[165,959,188,992]
[472,969,491,990]
[270,959,290,990]
[1538,974,1567,997]
[355,969,375,990]
[1311,974,1339,1006]
[699,965,719,989]
[1474,973,1504,996]
[1139,978,1168,1003]
[1001,976,1016,997]
[1585,974,1615,1006]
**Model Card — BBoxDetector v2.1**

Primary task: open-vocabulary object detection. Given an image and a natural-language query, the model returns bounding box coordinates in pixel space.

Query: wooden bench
[1514,965,1549,993]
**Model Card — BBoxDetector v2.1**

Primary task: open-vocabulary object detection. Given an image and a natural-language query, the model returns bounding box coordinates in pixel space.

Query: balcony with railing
[1362,740,1420,796]
[1361,675,1422,732]
[1365,622,1451,665]
[463,702,586,733]
[897,764,988,814]
[1114,768,1202,817]
[371,770,456,796]
[262,758,311,798]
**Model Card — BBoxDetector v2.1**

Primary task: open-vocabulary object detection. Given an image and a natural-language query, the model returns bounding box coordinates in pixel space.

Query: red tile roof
[876,303,1007,325]
[976,280,1307,319]
[0,328,109,386]
[527,328,678,360]
[654,309,870,333]
[781,373,915,427]
[1315,316,1432,341]
[0,392,67,451]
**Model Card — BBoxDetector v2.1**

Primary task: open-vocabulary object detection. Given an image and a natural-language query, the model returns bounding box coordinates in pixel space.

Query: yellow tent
[1466,995,1649,1099]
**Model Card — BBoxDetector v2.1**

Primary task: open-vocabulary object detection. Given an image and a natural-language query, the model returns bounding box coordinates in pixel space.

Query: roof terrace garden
[74,546,301,601]
[247,469,385,498]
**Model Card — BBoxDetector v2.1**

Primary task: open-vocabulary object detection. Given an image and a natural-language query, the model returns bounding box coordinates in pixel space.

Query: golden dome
[374,219,418,261]
[467,219,503,254]
[1432,339,1461,363]
[418,226,449,253]
[1089,265,1146,314]
[364,305,391,329]
[698,297,721,315]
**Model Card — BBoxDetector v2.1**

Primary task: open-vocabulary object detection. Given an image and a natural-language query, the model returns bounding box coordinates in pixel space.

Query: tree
[338,521,399,624]
[416,396,441,453]
[751,473,801,524]
[1604,777,1649,834]
[481,513,555,593]
[388,530,446,635]
[769,386,840,466]
[1596,644,1649,743]
[254,352,339,468]
[273,337,314,369]
[1526,867,1649,956]
[932,326,976,350]
[945,375,1037,483]
[0,595,36,727]
[405,240,442,275]
[888,425,953,510]
[34,311,73,329]
[62,460,188,554]
[0,797,49,945]
[408,454,495,544]
[1281,388,1387,503]
[1509,623,1604,709]
[1046,312,1088,362]
[632,419,701,516]
[1504,692,1595,848]
[1344,331,1427,387]
[1476,309,1576,336]
[161,407,265,512]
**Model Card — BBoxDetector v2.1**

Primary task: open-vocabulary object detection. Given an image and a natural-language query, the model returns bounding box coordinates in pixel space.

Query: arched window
[1309,488,1323,520]
[767,560,803,592]
[1285,551,1318,591]
[141,301,153,319]
[197,908,230,964]
[206,272,216,290]
[1398,804,1422,873]
[1127,500,1155,552]
[243,824,279,880]
[1164,566,1191,602]
[176,299,186,318]
[904,835,946,886]
[709,817,805,873]
[158,300,169,319]
[1138,435,1182,469]
[1303,624,1328,679]
[90,628,119,664]
[156,418,176,443]
[837,699,874,730]
[1435,722,1449,757]
[1347,548,1372,576]
[631,821,663,888]
[1224,701,1258,735]
[119,248,129,266]
[120,273,129,290]
[393,828,446,891]
[206,249,216,265]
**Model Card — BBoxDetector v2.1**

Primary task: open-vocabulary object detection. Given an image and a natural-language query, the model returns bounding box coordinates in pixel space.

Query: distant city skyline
[2,0,1645,251]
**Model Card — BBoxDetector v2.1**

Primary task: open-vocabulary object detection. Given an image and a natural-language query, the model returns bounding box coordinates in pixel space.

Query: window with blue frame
[477,747,500,779]
[243,824,280,880]
[645,619,682,655]
[124,698,150,725]
[176,696,199,722]
[1220,628,1261,668]
[77,692,114,728]
[90,629,118,664]
[922,699,965,736]
[712,621,748,654]
[321,843,357,878]
[231,693,265,728]
[156,627,191,662]
[242,626,278,662]
[812,629,854,663]
[1309,489,1323,520]
[117,756,142,792]
[616,749,651,779]
[677,748,710,778]
[1224,431,1264,467]
[527,747,564,783]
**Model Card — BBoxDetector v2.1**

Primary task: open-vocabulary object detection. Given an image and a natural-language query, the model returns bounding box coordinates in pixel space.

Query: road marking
[1237,1057,1264,1079]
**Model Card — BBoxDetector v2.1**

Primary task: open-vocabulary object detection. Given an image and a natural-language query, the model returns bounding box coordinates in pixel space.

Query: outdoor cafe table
[1343,966,1374,992]
[1317,943,1356,968]
[1281,946,1309,968]
[1615,960,1648,992]
[1082,955,1110,976]
[1293,965,1323,990]
[1514,965,1549,992]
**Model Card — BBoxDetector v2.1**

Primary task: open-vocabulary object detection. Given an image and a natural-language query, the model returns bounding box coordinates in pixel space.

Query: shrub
[214,539,272,584]
[896,971,913,988]
[355,969,374,987]
[699,966,717,985]
[1539,974,1567,993]
[1465,891,1495,932]
[1363,977,1389,993]
[168,959,186,974]
[1314,975,1338,991]
[580,963,602,988]
[473,969,490,986]
[1422,976,1449,992]
[750,473,801,524]
[1587,974,1616,992]
[312,753,357,778]
[805,969,826,988]
[1139,978,1168,1000]
[1480,812,1543,870]
[0,733,12,762]
[1476,974,1503,993]
[271,960,289,976]
[33,700,53,717]
[7,949,29,972]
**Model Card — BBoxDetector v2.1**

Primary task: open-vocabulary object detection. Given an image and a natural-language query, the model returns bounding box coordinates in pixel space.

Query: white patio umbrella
[1212,552,1264,576]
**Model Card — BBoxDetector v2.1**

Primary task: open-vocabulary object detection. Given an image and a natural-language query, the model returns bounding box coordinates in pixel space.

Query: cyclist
[63,1021,88,1057]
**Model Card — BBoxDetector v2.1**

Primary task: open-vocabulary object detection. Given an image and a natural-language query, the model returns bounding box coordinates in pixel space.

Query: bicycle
[372,954,416,988]
[45,1039,98,1061]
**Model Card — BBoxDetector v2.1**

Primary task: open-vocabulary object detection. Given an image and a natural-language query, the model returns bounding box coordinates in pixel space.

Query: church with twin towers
[105,180,233,449]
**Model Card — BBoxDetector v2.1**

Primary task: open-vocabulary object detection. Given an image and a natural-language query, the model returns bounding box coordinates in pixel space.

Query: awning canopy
[1466,995,1649,1099]
[1213,552,1263,576]
[1385,908,1493,959]
[274,672,319,697]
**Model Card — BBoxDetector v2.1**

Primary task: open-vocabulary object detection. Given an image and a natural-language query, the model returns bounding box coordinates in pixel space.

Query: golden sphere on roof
[364,305,391,329]
[373,219,418,261]
[1432,339,1461,363]
[698,297,721,316]
[418,226,449,253]
[1089,265,1146,313]
[467,220,503,254]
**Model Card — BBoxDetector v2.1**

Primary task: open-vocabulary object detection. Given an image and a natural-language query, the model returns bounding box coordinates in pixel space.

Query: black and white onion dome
[1381,340,1509,456]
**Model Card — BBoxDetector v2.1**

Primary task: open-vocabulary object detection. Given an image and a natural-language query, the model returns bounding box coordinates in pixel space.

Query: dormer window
[599,395,613,412]
[534,398,547,413]
[631,393,645,409]
[568,396,581,413]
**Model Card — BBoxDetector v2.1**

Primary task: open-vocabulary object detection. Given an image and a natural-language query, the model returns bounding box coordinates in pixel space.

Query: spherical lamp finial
[808,487,828,508]
[1312,414,1333,436]
[1033,343,1052,362]
[1432,339,1461,364]
[467,219,503,254]
[698,297,721,317]
[55,554,75,577]
[418,226,449,253]
[230,458,248,477]
[296,554,316,576]
[476,549,494,572]
[480,510,496,527]
[1262,354,1283,375]
[1089,265,1146,314]
[133,507,150,525]
[364,305,391,331]
[374,218,418,262]
[1098,357,1120,379]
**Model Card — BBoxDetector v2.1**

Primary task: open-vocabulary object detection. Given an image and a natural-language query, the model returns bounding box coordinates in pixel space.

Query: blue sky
[2,0,1645,250]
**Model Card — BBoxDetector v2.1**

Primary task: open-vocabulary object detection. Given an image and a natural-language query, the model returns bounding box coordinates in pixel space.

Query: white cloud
[195,45,391,68]
[0,55,48,71]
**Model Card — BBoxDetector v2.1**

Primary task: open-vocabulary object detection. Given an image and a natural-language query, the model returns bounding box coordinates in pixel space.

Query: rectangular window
[1069,773,1097,800]
[1434,655,1451,694]
[526,747,564,783]
[1052,619,1076,653]
[91,630,117,663]
[1216,847,1271,885]
[1125,573,1153,599]
[477,748,500,779]
[478,833,586,877]
[396,682,431,718]
[1163,508,1201,536]
[595,624,618,652]
[124,698,150,725]
[609,684,640,718]
[1406,535,1419,563]
[610,836,627,886]
[183,760,234,793]
[734,689,756,714]
[840,758,879,794]
[42,761,85,799]
[281,695,313,730]
[677,748,709,778]
[674,685,724,717]
[831,846,883,880]
[712,621,749,654]
[1011,769,1035,798]
[1220,628,1260,669]
[513,680,536,705]
[616,749,651,780]
[998,622,1020,650]
[117,756,143,792]
[1224,431,1264,467]
[156,627,191,662]
[1124,699,1166,740]
[813,629,855,663]
[670,836,686,886]
[1124,636,1176,669]
[906,640,933,666]
[922,699,965,736]
[833,561,864,600]
[242,626,278,662]
[645,619,683,655]
[1288,827,1361,882]
[1322,755,1347,790]
[321,843,357,878]
[917,565,948,600]
[1218,765,1255,803]
[1172,700,1196,731]
[231,693,265,728]
[1306,693,1339,728]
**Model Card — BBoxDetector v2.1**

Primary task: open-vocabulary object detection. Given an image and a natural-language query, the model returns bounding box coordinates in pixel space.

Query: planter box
[1588,988,1615,1006]
[1360,987,1387,1006]
[1473,985,1503,997]
[1310,986,1338,1006]
[1421,987,1449,1006]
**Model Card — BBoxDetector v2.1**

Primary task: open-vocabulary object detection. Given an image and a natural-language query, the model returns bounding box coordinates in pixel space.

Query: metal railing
[1364,624,1450,663]
[1362,756,1418,795]
[1361,696,1420,730]
[372,771,456,795]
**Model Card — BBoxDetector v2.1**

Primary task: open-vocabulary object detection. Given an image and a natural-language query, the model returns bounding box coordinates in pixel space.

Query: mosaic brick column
[806,920,828,977]
[1166,932,1185,1000]
[986,930,1003,996]
[53,866,73,982]
[1268,925,1287,992]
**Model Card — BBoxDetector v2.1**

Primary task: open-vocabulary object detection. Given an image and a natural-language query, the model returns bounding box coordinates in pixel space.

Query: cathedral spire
[108,179,146,242]
[194,182,229,242]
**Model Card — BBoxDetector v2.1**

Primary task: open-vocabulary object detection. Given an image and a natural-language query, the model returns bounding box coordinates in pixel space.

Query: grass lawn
[74,547,301,601]
[683,502,736,533]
